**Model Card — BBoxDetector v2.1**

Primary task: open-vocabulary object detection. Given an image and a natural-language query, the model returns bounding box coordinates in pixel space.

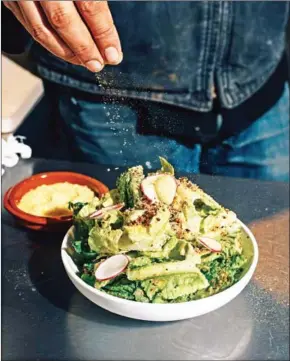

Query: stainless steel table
[2,159,289,360]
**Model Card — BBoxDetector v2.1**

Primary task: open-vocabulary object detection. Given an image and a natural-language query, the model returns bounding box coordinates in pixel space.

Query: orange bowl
[3,171,109,231]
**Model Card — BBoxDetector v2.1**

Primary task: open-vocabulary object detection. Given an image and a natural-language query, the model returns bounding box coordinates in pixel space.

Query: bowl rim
[61,220,259,308]
[4,171,109,225]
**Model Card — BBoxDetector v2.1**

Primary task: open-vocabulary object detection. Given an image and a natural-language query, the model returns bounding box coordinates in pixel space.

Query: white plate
[61,220,258,322]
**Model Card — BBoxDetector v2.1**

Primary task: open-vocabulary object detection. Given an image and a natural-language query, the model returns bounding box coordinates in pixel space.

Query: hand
[4,1,122,72]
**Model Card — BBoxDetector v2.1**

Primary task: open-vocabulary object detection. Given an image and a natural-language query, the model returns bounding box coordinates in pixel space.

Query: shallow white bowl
[61,221,258,322]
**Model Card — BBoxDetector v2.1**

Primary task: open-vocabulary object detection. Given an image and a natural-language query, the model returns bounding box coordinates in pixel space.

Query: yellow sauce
[17,182,95,217]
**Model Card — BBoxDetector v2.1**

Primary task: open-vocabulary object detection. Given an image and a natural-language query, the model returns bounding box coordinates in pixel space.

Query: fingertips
[76,1,122,66]
[40,1,105,72]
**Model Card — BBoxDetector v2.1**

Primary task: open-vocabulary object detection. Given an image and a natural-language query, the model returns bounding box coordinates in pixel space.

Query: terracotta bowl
[3,171,109,231]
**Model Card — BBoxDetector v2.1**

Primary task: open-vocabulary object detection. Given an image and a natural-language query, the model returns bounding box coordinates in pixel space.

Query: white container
[61,221,258,322]
[2,55,44,134]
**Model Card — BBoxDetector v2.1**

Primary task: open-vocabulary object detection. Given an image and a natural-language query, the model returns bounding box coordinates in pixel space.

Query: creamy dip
[17,182,95,217]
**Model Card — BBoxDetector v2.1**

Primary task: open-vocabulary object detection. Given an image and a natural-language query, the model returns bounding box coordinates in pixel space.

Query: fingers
[40,1,104,72]
[4,1,123,72]
[17,1,80,65]
[3,1,27,28]
[76,1,122,65]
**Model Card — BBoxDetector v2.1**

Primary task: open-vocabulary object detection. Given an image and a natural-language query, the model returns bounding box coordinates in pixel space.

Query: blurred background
[2,3,290,169]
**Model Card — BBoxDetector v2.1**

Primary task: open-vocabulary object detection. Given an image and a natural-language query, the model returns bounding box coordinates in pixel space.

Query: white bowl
[61,220,258,322]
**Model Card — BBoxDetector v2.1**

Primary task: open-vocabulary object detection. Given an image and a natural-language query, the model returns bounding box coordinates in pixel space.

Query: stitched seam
[215,1,232,106]
[37,66,212,112]
[209,1,223,99]
[195,2,209,92]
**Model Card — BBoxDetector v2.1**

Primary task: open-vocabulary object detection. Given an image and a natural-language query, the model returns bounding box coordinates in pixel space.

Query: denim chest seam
[201,3,212,96]
[196,2,224,102]
[37,65,213,112]
[216,1,233,106]
[207,1,224,98]
[195,3,208,92]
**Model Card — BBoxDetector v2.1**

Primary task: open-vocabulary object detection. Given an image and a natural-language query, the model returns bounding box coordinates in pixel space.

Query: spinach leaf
[81,274,95,287]
[68,201,87,216]
[72,240,82,254]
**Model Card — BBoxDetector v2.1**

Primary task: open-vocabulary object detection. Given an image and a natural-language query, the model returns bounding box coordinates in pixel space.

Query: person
[3,1,290,181]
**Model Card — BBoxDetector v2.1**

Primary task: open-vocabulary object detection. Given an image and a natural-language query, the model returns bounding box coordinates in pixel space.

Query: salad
[68,157,251,304]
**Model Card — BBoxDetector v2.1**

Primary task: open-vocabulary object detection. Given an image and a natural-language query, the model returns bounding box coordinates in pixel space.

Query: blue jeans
[55,84,289,182]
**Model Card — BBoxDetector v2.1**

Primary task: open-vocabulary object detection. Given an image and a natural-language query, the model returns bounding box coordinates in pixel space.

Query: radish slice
[198,237,222,252]
[141,175,160,202]
[154,174,177,205]
[88,203,124,219]
[95,254,129,281]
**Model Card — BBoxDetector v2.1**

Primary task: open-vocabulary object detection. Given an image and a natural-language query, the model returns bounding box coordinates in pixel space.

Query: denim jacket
[31,1,289,112]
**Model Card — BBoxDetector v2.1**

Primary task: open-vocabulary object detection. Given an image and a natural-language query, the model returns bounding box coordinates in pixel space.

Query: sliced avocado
[134,288,150,302]
[129,256,152,269]
[168,240,201,261]
[141,237,179,259]
[94,278,112,290]
[128,166,144,207]
[182,203,202,234]
[99,210,121,227]
[124,209,145,224]
[101,189,120,207]
[127,257,201,281]
[202,214,218,233]
[201,210,238,237]
[119,207,170,253]
[141,277,168,300]
[116,165,144,208]
[196,191,222,211]
[122,225,168,252]
[119,225,159,252]
[141,272,209,302]
[88,225,123,255]
[176,178,222,212]
[169,240,192,259]
[78,197,100,218]
[176,182,201,204]
[200,252,222,264]
[160,273,209,300]
[149,207,170,236]
[154,175,177,205]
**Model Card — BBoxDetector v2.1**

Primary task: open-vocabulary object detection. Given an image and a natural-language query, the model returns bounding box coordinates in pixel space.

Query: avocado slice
[127,256,201,281]
[141,272,209,301]
[88,225,123,255]
[116,165,144,208]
